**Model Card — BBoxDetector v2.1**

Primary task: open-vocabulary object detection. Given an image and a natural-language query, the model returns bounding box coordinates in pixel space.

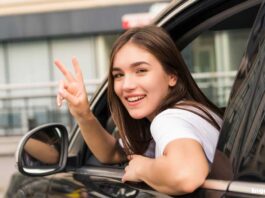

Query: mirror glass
[21,126,62,172]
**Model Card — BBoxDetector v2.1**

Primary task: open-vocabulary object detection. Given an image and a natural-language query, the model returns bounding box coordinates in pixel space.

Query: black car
[6,0,265,197]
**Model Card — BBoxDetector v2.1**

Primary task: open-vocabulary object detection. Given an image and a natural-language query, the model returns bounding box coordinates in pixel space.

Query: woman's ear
[168,74,177,87]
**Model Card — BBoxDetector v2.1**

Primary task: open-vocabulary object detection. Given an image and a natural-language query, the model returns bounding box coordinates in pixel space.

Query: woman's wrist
[137,157,154,182]
[75,110,95,124]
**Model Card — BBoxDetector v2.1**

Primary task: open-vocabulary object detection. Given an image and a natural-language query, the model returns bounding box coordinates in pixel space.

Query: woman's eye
[136,69,147,74]
[113,73,123,79]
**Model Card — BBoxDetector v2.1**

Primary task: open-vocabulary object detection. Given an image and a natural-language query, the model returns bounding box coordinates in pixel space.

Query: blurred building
[0,0,170,135]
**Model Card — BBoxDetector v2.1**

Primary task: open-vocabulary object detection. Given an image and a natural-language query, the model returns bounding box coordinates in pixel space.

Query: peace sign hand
[55,57,92,121]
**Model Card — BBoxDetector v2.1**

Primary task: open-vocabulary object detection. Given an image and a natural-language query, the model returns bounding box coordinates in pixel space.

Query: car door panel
[47,170,173,197]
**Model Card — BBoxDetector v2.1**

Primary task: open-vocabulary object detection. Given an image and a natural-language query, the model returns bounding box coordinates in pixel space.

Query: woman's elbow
[178,178,204,194]
[167,173,205,195]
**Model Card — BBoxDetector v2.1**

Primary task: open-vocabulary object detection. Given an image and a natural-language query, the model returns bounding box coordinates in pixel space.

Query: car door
[209,2,265,197]
[43,0,265,197]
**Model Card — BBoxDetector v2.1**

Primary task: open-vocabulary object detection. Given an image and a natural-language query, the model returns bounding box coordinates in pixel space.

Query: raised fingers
[72,57,84,82]
[58,88,78,106]
[55,59,75,82]
[57,80,78,106]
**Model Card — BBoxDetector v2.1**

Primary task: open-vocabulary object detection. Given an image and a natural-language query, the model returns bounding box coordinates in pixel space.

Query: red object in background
[122,13,154,29]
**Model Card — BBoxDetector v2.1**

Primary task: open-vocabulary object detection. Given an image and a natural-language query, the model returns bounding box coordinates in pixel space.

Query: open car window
[81,1,262,168]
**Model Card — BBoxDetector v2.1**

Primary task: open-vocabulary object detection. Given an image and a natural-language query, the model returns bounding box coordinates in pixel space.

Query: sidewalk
[0,136,22,157]
[0,136,22,198]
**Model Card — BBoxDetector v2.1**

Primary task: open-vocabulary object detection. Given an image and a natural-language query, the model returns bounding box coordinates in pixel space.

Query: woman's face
[112,42,177,120]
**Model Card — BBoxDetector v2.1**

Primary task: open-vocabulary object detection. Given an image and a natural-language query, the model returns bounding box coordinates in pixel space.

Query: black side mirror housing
[15,123,69,176]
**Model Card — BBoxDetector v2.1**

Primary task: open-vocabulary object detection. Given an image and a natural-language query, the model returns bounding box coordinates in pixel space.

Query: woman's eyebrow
[131,61,150,67]
[112,61,150,71]
[112,67,122,72]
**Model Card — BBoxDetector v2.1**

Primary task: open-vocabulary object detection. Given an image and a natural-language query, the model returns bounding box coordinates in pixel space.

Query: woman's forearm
[136,140,209,195]
[25,139,59,164]
[137,156,205,195]
[77,114,125,164]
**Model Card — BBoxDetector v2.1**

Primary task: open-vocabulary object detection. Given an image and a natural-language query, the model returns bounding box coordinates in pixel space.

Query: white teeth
[127,96,144,102]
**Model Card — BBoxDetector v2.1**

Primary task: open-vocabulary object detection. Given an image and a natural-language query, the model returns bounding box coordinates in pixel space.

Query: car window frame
[174,0,262,49]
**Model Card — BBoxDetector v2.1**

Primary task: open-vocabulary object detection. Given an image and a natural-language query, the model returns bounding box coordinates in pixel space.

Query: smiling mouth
[126,96,145,102]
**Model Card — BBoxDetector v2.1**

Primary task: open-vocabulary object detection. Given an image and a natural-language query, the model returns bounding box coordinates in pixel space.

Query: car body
[6,0,265,197]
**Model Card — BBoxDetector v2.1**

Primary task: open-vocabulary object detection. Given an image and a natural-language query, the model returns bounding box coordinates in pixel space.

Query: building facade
[0,0,168,135]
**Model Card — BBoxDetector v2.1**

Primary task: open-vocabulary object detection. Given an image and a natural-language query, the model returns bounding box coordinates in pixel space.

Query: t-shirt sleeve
[150,109,219,162]
[151,112,201,154]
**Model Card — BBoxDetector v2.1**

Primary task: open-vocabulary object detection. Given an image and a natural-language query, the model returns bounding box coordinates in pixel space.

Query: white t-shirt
[150,108,222,163]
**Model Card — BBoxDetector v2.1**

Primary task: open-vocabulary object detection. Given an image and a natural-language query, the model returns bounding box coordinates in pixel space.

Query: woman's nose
[122,75,136,91]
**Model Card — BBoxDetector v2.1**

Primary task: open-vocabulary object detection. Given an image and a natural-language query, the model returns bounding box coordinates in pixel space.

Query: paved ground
[0,156,17,198]
[0,136,21,157]
[0,136,22,198]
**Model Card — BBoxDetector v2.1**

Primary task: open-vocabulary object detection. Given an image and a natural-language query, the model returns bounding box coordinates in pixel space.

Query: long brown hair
[107,25,223,155]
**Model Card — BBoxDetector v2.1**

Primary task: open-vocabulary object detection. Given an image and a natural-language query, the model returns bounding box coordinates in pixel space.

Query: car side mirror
[15,123,69,176]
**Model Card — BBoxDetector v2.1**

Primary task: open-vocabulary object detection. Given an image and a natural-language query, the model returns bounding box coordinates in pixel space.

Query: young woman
[55,25,223,195]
